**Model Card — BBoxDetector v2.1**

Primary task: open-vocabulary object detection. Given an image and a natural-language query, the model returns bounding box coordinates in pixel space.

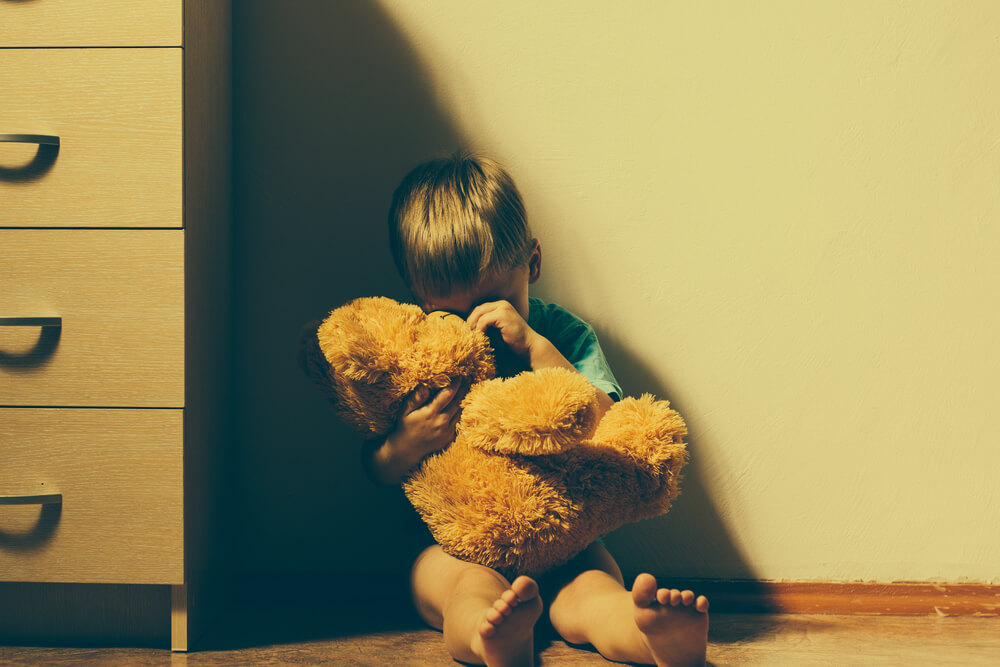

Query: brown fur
[307,297,688,578]
[315,297,495,435]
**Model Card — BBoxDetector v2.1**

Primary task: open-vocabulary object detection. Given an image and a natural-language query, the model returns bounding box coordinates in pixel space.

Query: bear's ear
[459,368,599,456]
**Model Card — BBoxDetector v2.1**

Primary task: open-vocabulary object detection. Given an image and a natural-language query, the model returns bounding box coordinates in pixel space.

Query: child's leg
[410,545,543,666]
[543,542,709,667]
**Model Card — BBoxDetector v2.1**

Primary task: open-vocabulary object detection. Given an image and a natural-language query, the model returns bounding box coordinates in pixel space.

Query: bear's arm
[527,333,615,419]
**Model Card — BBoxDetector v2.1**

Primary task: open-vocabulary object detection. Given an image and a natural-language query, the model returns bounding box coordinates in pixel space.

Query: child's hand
[467,300,538,357]
[386,378,470,467]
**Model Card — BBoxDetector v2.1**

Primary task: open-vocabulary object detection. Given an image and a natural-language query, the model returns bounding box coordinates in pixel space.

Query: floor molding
[239,572,1000,617]
[665,579,1000,616]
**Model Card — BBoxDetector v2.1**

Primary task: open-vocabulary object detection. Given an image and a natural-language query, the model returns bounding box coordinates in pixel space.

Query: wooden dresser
[0,1,231,651]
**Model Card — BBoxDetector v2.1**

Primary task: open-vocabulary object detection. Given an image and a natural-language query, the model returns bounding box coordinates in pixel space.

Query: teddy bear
[301,296,689,579]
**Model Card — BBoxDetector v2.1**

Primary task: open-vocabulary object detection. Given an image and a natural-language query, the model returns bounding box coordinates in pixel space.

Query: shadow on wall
[234,0,758,601]
[596,328,761,583]
[233,0,464,578]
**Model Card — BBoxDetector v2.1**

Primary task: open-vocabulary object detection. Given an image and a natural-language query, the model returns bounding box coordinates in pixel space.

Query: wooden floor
[2,597,999,666]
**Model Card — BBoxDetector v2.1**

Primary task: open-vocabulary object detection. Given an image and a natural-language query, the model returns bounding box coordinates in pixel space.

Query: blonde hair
[388,152,532,300]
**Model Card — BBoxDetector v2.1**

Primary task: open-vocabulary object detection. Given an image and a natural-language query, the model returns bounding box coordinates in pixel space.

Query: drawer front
[0,230,184,407]
[0,0,181,47]
[0,48,182,228]
[0,408,184,585]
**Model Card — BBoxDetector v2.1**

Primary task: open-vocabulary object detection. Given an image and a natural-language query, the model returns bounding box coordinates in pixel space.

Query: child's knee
[411,546,510,624]
[453,561,511,597]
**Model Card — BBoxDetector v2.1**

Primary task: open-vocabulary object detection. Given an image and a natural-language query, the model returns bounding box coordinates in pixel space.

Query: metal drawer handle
[0,317,62,327]
[0,134,60,147]
[0,493,62,506]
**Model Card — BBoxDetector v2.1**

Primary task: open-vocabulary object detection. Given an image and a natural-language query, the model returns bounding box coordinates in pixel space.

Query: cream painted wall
[376,1,1000,583]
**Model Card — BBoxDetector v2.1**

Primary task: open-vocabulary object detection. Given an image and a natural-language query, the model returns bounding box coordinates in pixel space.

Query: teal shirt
[527,297,622,401]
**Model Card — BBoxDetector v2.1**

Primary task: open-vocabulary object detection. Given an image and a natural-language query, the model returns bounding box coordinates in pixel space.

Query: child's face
[420,241,540,322]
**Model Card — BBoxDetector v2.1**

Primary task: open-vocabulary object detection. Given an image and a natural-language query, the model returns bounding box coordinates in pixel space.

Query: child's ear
[528,239,542,284]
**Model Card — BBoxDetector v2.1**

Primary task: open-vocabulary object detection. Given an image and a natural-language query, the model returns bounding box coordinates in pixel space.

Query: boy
[374,153,709,666]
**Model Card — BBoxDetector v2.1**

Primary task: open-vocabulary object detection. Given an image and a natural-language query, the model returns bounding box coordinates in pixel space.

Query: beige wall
[234,1,999,583]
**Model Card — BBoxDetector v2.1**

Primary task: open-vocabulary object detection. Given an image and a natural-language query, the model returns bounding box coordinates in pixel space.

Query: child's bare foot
[632,573,709,667]
[475,575,543,667]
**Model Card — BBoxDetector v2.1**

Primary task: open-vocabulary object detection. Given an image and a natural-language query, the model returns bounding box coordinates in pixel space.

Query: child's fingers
[472,309,513,340]
[465,303,490,332]
[426,379,461,413]
[443,378,470,419]
[448,405,463,430]
[404,386,431,414]
[467,300,505,332]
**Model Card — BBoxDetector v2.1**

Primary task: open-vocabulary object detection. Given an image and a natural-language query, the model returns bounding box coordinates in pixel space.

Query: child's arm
[366,378,470,485]
[467,301,615,418]
[526,334,615,415]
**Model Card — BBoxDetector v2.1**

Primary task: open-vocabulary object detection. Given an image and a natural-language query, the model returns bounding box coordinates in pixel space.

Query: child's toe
[479,620,497,638]
[631,573,658,608]
[510,575,538,601]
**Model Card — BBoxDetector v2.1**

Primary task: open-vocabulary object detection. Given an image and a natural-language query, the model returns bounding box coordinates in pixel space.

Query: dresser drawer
[0,0,181,47]
[0,48,182,228]
[0,408,184,584]
[0,230,184,407]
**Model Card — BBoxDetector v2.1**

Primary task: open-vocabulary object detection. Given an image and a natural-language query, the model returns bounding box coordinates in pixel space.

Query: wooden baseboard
[238,572,1000,618]
[666,579,1000,616]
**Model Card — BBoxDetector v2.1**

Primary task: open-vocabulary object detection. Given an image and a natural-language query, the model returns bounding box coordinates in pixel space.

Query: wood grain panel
[0,0,181,47]
[0,48,182,227]
[0,230,184,407]
[0,408,184,584]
